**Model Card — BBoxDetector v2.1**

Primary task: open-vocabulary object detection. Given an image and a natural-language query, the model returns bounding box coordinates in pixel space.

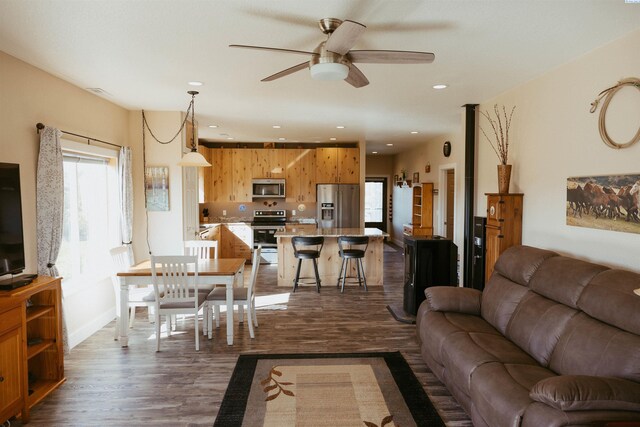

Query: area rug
[214,352,444,427]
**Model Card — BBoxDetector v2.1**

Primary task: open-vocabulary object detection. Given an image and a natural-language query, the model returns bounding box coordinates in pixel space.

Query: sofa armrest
[423,286,482,315]
[530,375,640,412]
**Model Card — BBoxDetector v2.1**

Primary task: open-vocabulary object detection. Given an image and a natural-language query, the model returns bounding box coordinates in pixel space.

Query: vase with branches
[480,104,516,193]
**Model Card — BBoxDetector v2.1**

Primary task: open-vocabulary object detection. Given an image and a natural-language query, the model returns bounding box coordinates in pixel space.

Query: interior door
[364,178,387,232]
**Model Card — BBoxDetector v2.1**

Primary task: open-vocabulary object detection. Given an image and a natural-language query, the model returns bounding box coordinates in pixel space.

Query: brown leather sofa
[416,245,640,427]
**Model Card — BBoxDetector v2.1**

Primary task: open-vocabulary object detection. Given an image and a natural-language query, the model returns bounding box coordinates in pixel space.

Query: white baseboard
[67,307,115,350]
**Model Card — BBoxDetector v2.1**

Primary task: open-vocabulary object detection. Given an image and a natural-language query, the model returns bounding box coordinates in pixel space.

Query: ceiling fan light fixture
[310,62,349,81]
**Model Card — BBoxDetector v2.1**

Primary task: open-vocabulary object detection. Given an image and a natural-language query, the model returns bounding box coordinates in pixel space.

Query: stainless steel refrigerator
[317,184,360,228]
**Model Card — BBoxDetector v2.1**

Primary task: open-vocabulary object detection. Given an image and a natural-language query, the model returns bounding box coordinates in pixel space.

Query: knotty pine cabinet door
[484,193,523,282]
[315,147,359,184]
[0,308,22,423]
[286,148,316,203]
[232,149,252,202]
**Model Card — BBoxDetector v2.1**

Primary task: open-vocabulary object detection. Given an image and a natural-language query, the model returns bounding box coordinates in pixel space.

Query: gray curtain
[37,126,68,352]
[37,126,64,277]
[118,147,133,260]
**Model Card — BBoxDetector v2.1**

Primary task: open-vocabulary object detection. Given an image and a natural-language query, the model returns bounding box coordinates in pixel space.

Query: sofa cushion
[442,331,538,395]
[481,274,529,334]
[418,310,500,366]
[578,269,640,335]
[530,375,640,412]
[423,286,482,315]
[506,291,578,366]
[549,313,640,383]
[471,362,556,427]
[493,245,557,287]
[528,256,608,308]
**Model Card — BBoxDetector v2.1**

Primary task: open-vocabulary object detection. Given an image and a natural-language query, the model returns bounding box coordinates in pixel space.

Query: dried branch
[480,104,516,165]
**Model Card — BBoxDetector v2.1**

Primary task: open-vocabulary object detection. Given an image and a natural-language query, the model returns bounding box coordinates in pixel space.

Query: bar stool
[291,236,324,293]
[337,236,369,292]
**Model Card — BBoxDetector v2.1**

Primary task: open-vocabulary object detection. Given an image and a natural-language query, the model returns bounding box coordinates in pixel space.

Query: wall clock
[443,141,451,157]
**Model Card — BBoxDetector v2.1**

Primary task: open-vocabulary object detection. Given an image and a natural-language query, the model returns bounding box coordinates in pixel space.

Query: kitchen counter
[275,227,386,288]
[275,227,387,238]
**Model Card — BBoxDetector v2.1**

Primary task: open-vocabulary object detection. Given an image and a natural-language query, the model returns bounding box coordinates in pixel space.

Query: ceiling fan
[230,18,435,88]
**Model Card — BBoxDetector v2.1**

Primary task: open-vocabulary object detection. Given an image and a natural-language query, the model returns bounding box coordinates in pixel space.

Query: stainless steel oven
[251,210,286,264]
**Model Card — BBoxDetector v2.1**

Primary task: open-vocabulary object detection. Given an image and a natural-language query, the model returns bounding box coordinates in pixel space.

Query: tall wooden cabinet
[410,183,434,236]
[0,276,65,424]
[485,193,523,282]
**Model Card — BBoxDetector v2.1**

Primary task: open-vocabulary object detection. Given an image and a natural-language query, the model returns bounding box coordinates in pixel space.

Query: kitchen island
[275,227,389,288]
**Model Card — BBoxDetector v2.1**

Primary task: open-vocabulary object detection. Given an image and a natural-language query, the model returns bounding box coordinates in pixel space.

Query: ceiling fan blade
[325,20,366,55]
[349,50,435,64]
[344,64,369,88]
[261,62,309,82]
[230,44,317,57]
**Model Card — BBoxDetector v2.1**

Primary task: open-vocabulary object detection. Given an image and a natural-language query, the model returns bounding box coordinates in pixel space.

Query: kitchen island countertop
[275,227,388,238]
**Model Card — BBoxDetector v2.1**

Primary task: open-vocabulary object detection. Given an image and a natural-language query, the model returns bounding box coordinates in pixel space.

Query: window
[364,181,384,222]
[57,147,119,288]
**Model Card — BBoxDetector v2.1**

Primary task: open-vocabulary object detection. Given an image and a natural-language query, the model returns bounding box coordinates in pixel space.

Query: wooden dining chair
[150,255,207,351]
[110,245,155,340]
[206,246,261,339]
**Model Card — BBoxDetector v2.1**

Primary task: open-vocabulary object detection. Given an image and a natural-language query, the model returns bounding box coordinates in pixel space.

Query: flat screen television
[0,163,26,277]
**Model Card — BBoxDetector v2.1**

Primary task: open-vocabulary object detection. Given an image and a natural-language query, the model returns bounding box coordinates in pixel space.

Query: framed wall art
[566,173,640,234]
[145,166,170,211]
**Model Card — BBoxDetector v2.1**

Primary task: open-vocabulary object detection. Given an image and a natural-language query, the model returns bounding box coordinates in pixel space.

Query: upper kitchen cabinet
[285,148,316,203]
[198,146,212,203]
[251,149,286,179]
[315,147,360,184]
[202,148,251,202]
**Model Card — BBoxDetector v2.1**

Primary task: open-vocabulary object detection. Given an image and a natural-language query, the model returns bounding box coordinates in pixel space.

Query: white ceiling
[1,0,639,154]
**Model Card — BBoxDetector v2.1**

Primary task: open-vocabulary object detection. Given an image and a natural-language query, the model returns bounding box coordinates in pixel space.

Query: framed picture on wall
[413,172,419,183]
[145,166,170,211]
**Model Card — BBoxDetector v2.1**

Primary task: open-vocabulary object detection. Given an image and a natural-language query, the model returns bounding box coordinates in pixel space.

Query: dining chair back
[110,245,155,339]
[206,246,262,339]
[150,255,206,351]
[184,239,218,260]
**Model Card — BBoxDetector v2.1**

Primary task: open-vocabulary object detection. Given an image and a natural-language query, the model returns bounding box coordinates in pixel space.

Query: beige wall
[129,111,187,261]
[0,51,132,346]
[392,129,464,260]
[476,29,640,271]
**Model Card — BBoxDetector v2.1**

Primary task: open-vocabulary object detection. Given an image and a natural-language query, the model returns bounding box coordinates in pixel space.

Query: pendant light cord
[141,92,198,254]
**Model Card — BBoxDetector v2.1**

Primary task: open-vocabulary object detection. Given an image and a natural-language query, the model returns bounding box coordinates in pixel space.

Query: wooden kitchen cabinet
[0,276,65,424]
[315,147,360,184]
[485,193,523,282]
[220,223,253,261]
[204,148,251,202]
[251,149,286,179]
[285,148,316,203]
[197,146,212,203]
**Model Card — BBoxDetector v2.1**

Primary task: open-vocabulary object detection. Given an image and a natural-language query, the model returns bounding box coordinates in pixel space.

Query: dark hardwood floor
[21,243,472,426]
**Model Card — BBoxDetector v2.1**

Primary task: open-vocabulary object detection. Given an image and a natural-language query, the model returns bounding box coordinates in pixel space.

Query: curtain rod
[36,122,123,149]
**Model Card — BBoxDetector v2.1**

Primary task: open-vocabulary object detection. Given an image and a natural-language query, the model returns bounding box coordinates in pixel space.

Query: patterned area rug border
[214,351,444,427]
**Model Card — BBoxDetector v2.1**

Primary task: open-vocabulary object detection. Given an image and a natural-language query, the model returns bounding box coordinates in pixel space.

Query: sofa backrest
[481,246,557,334]
[483,245,640,382]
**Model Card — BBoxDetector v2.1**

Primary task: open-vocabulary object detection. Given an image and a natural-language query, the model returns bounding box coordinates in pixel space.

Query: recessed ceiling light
[386,143,394,146]
[188,81,204,86]
[410,131,419,134]
[432,84,448,90]
[272,125,281,129]
[208,125,218,128]
[278,138,286,141]
[330,137,337,141]
[372,151,378,154]
[227,137,234,140]
[336,125,345,129]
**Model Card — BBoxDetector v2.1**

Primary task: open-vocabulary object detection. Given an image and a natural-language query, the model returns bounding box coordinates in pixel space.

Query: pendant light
[177,90,211,167]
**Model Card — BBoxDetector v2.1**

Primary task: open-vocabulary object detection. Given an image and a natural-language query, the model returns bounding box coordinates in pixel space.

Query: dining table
[116,258,246,346]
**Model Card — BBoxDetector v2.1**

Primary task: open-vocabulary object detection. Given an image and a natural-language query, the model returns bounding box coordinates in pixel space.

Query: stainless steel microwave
[252,179,285,199]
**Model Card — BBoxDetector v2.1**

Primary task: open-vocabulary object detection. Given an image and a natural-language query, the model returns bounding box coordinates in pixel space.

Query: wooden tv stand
[0,276,65,424]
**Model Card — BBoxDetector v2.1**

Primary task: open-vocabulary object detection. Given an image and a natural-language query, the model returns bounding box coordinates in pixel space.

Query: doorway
[364,177,387,232]
[438,164,457,240]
